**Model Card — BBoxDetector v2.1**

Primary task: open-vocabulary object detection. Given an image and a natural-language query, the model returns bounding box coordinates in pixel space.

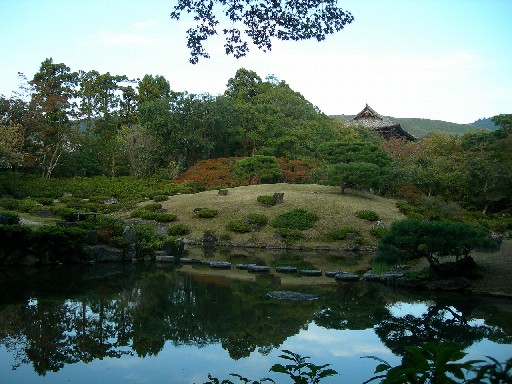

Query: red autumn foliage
[277,158,318,183]
[175,157,318,190]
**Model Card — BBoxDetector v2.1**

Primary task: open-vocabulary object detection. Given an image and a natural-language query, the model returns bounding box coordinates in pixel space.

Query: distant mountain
[472,117,498,130]
[331,115,490,138]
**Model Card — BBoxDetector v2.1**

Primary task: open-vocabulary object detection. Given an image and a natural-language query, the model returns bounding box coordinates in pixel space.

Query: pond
[0,259,511,384]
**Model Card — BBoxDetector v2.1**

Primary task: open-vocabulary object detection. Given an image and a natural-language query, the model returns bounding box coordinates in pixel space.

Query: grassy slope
[131,183,405,248]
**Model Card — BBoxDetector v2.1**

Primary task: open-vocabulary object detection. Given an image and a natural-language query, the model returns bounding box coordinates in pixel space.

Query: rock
[363,272,404,282]
[34,209,55,218]
[247,265,270,273]
[155,255,175,262]
[425,277,470,291]
[83,245,124,262]
[334,273,360,281]
[218,189,228,196]
[325,271,348,278]
[267,291,319,301]
[272,193,284,204]
[209,261,232,269]
[372,220,386,229]
[275,266,298,273]
[299,269,323,276]
[122,226,137,243]
[179,257,202,264]
[345,232,359,240]
[63,192,72,197]
[236,263,257,270]
[86,230,99,245]
[103,197,119,205]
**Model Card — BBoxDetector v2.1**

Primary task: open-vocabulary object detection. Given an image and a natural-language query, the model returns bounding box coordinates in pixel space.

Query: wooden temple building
[347,104,416,141]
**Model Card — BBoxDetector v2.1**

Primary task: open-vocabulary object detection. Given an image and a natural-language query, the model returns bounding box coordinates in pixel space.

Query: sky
[0,0,511,124]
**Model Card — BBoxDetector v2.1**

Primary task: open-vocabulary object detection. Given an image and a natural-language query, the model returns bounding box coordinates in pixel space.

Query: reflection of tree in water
[314,283,390,330]
[374,295,512,356]
[1,265,511,375]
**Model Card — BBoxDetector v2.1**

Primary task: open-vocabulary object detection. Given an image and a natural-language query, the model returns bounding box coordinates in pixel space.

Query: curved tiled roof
[347,104,416,141]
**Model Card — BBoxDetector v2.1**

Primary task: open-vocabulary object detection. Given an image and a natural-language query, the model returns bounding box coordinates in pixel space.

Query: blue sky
[0,0,511,123]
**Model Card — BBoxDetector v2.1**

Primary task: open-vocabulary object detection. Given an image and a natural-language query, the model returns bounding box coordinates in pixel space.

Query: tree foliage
[170,0,354,63]
[377,219,496,275]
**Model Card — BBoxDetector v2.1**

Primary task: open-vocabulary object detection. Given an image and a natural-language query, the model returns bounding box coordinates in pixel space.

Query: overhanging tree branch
[171,0,354,63]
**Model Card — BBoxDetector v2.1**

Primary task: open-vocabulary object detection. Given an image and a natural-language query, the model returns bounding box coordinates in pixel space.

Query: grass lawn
[125,183,405,248]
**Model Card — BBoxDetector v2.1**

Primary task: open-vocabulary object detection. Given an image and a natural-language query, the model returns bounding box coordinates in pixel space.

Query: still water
[0,261,511,384]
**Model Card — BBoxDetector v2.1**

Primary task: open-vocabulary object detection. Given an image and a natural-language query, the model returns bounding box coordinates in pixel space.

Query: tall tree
[26,58,78,178]
[170,0,354,63]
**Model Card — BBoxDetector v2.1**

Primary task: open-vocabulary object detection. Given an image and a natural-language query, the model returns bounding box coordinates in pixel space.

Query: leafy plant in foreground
[203,350,337,384]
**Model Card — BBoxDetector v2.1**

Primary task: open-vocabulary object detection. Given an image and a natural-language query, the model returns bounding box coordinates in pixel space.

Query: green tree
[137,74,171,105]
[171,0,354,63]
[25,58,78,178]
[324,161,381,194]
[377,219,496,276]
[234,155,282,184]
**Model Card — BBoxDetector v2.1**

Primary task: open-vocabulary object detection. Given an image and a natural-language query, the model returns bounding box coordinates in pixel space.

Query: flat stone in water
[209,261,232,269]
[267,291,319,301]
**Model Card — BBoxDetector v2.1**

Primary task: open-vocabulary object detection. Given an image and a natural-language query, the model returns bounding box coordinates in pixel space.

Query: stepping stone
[334,273,360,282]
[209,261,232,269]
[275,266,298,273]
[247,265,270,273]
[299,269,323,277]
[155,255,175,262]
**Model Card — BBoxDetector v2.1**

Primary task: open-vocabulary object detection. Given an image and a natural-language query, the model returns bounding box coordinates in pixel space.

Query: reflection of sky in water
[1,318,511,384]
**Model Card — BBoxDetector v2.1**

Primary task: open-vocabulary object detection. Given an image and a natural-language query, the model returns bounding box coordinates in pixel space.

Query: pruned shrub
[0,198,20,211]
[226,220,251,233]
[153,195,168,202]
[0,211,20,225]
[17,198,40,213]
[271,208,318,230]
[49,206,80,221]
[370,227,389,239]
[142,203,163,212]
[196,209,218,218]
[130,210,177,222]
[355,210,380,221]
[234,155,282,184]
[168,224,191,236]
[329,226,360,240]
[247,213,268,227]
[275,228,304,244]
[257,195,276,207]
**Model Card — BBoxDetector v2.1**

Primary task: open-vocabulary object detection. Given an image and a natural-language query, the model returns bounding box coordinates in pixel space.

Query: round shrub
[275,228,304,244]
[257,195,276,207]
[226,220,252,233]
[131,210,177,222]
[370,227,389,239]
[143,203,163,212]
[0,198,20,211]
[329,226,360,240]
[247,213,268,227]
[271,208,318,230]
[49,206,80,221]
[196,209,218,218]
[17,198,40,213]
[153,195,168,202]
[168,224,191,236]
[0,211,20,225]
[355,210,380,221]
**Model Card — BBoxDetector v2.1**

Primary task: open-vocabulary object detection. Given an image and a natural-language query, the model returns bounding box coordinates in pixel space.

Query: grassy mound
[126,184,404,248]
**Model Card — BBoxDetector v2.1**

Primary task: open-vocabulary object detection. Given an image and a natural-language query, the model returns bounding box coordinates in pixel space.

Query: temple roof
[347,104,416,141]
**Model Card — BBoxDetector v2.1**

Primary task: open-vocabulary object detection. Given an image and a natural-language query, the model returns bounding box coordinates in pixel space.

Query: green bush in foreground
[275,228,304,244]
[247,213,268,227]
[130,210,177,222]
[196,209,219,218]
[329,226,360,240]
[257,195,276,206]
[271,208,318,230]
[226,220,252,233]
[355,210,380,221]
[168,224,191,236]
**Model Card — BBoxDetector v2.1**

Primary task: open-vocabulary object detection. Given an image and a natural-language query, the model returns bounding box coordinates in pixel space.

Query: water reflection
[0,263,510,382]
